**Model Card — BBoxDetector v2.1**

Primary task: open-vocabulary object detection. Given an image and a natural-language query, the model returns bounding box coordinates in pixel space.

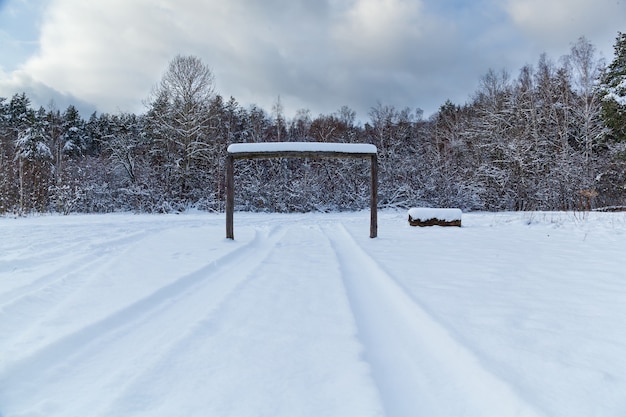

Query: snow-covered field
[1,210,626,417]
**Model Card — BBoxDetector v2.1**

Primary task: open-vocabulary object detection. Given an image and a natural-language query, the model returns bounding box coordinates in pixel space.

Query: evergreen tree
[600,32,626,142]
[14,107,53,213]
[3,93,35,213]
[62,105,86,156]
[0,97,13,213]
[8,93,33,133]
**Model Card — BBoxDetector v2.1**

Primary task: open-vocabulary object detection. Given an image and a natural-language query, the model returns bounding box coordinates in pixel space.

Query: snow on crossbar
[408,207,462,227]
[227,142,377,159]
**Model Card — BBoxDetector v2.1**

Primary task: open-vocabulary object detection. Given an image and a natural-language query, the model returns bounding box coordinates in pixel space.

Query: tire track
[324,224,544,417]
[0,226,164,306]
[0,224,287,413]
[96,224,384,417]
[0,227,185,355]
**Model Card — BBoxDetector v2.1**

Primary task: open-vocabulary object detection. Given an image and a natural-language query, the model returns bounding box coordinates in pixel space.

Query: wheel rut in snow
[96,224,386,417]
[323,224,544,417]
[0,228,156,307]
[0,226,174,365]
[0,225,288,401]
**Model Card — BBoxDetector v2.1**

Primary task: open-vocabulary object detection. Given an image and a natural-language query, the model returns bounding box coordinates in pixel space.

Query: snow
[227,142,377,154]
[604,77,626,106]
[2,210,626,417]
[604,91,626,106]
[408,207,463,222]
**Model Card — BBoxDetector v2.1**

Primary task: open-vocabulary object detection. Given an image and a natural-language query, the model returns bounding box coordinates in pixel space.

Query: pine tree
[14,107,53,213]
[8,93,32,133]
[600,32,626,142]
[62,105,86,156]
[0,97,13,213]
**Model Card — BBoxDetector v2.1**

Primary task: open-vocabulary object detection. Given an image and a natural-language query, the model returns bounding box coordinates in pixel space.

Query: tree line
[1,34,625,215]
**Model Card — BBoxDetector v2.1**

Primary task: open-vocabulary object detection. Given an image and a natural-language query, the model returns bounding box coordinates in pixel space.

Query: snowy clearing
[1,210,626,417]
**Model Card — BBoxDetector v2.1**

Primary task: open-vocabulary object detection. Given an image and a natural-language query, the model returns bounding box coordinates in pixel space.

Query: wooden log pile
[408,207,462,227]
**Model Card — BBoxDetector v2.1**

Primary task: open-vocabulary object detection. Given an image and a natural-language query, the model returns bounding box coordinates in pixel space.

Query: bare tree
[146,55,216,201]
[567,37,605,174]
[272,95,285,142]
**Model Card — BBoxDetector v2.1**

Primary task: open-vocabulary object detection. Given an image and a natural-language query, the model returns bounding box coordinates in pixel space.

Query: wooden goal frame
[225,142,378,239]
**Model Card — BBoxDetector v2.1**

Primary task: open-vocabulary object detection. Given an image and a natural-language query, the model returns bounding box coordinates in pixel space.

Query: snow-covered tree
[600,32,626,143]
[14,109,52,163]
[14,107,53,213]
[62,105,86,156]
[145,55,217,205]
[0,97,14,213]
[567,37,605,173]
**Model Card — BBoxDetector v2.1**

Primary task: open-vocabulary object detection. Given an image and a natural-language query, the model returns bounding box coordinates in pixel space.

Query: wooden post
[226,154,234,239]
[370,153,378,238]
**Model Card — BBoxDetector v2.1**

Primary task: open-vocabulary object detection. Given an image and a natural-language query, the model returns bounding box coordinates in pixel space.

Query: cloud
[1,0,624,123]
[5,0,340,115]
[18,0,178,114]
[333,0,424,61]
[0,67,97,114]
[4,0,487,118]
[504,0,626,56]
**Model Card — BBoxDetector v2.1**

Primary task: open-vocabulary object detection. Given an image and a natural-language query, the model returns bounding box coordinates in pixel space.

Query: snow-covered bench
[408,207,462,227]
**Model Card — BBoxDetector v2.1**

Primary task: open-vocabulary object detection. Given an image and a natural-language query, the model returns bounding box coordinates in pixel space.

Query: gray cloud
[503,0,626,58]
[0,69,97,114]
[0,0,624,122]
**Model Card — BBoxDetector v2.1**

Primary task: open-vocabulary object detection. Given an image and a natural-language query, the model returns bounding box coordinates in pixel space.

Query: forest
[1,34,625,215]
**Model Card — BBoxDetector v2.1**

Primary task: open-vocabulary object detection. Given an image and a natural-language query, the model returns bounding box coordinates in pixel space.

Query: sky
[0,0,624,122]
